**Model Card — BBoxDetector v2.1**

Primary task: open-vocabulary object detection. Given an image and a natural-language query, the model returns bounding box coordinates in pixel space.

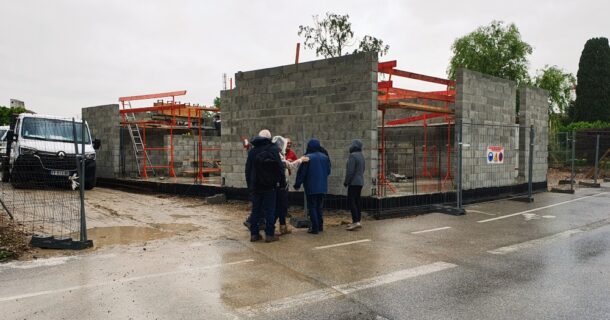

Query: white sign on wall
[486,146,504,164]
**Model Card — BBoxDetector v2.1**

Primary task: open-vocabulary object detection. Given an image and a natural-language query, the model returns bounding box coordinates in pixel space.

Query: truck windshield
[0,129,7,141]
[21,118,91,143]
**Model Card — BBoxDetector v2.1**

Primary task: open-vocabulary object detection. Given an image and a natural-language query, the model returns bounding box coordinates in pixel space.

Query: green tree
[533,65,576,116]
[447,21,533,86]
[298,13,389,58]
[573,37,610,122]
[0,106,27,125]
[213,97,221,108]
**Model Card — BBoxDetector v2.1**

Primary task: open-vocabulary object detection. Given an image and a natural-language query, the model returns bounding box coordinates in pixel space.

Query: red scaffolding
[377,61,456,196]
[118,90,221,183]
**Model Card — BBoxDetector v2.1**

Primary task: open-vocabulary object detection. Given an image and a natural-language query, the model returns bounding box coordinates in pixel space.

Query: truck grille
[37,153,77,170]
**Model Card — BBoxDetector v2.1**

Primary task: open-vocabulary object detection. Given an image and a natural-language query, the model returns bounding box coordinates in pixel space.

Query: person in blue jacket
[294,139,331,234]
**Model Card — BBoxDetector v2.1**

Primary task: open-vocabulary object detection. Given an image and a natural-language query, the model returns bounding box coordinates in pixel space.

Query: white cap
[258,129,271,139]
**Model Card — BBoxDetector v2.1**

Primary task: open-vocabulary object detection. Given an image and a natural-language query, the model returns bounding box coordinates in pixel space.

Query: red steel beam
[390,69,455,86]
[379,101,454,114]
[119,90,187,102]
[119,103,188,114]
[378,60,397,71]
[387,113,448,126]
[378,87,455,103]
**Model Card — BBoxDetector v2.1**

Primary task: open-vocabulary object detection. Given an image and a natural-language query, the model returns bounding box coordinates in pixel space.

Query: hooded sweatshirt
[344,139,365,187]
[294,139,331,195]
[272,136,305,188]
[245,135,285,192]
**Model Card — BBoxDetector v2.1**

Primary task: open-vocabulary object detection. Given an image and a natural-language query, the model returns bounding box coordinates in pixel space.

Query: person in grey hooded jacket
[343,139,365,231]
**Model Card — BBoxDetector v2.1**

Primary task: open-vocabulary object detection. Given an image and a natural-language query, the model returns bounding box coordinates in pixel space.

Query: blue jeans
[250,190,277,236]
[306,194,324,233]
[275,188,288,225]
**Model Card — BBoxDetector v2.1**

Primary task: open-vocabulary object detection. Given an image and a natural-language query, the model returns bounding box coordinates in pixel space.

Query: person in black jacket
[245,129,286,242]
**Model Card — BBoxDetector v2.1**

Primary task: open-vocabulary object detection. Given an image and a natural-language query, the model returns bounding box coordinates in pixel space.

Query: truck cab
[5,114,100,189]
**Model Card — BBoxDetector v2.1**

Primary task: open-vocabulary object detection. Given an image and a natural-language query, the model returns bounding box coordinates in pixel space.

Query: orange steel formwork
[377,61,456,196]
[119,90,220,183]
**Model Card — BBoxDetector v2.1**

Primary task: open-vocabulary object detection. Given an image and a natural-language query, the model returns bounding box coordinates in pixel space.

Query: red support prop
[295,43,300,64]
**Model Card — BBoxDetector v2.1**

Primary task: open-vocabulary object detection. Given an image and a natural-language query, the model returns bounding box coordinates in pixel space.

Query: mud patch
[91,203,120,217]
[0,222,30,262]
[86,226,172,248]
[170,214,197,219]
[149,223,202,233]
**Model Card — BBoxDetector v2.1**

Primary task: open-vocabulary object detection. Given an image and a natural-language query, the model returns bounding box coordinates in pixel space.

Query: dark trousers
[275,188,288,225]
[306,194,324,232]
[250,190,277,236]
[348,185,363,223]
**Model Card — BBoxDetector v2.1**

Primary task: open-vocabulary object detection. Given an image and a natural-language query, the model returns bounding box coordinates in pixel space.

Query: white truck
[2,114,100,189]
[0,125,9,156]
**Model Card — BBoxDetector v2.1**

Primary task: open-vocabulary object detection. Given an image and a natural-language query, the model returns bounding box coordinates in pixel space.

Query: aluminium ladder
[122,101,155,177]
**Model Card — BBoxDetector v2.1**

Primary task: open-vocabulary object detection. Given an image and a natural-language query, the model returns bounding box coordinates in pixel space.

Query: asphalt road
[1,185,609,320]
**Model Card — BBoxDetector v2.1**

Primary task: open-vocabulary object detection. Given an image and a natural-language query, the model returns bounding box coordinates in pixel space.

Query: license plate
[50,170,70,176]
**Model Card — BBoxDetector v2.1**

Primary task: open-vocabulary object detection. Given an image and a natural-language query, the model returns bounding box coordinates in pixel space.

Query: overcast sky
[1,0,608,117]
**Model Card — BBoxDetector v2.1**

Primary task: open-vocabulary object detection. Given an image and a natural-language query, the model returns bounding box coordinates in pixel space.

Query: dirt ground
[0,221,29,261]
[4,187,354,260]
[546,167,605,190]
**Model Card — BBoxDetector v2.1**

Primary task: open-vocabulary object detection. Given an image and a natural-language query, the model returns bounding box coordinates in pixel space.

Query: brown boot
[250,234,262,242]
[265,234,280,243]
[279,225,292,235]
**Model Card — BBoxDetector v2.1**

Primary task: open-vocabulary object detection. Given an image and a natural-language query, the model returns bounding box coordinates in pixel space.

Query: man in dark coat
[344,139,365,231]
[245,129,286,242]
[294,139,331,234]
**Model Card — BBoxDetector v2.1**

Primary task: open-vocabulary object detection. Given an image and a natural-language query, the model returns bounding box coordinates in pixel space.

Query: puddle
[86,226,173,247]
[148,223,202,233]
[170,214,196,219]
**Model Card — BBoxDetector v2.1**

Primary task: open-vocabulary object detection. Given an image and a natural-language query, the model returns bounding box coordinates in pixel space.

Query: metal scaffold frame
[377,60,456,196]
[118,90,221,183]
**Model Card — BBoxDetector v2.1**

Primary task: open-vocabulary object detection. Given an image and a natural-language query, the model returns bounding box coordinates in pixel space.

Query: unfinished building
[84,52,548,212]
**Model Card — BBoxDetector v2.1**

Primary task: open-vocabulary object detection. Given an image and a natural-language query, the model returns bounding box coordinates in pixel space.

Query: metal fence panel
[0,117,91,249]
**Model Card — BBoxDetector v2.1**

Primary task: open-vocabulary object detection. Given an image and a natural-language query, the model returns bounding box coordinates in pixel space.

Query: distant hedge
[557,120,610,132]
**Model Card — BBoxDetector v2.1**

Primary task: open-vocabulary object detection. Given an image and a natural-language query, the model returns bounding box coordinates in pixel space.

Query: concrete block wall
[518,86,549,183]
[120,129,166,177]
[82,104,120,179]
[164,135,221,176]
[455,69,519,190]
[221,52,378,196]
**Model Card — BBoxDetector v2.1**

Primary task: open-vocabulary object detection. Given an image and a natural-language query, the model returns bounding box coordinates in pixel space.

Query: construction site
[82,51,550,215]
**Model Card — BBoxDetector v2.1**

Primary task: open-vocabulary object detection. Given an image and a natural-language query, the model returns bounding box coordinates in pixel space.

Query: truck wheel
[85,177,96,190]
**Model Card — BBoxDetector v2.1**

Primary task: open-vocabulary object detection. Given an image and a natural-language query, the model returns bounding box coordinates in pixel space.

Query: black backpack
[254,145,281,188]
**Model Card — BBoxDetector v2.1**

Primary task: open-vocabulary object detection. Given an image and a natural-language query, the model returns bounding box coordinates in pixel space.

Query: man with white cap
[245,129,286,242]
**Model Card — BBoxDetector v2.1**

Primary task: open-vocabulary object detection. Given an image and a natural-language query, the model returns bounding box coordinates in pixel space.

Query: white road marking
[467,209,496,216]
[542,215,556,219]
[313,239,372,250]
[411,226,452,234]
[487,230,582,255]
[237,262,457,317]
[523,213,540,221]
[0,254,117,270]
[0,259,254,303]
[477,192,609,223]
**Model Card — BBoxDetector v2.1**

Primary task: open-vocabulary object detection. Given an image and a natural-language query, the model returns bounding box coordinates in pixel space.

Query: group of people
[245,129,365,243]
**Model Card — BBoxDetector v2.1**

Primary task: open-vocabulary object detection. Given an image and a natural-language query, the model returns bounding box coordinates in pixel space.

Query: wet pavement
[1,185,609,319]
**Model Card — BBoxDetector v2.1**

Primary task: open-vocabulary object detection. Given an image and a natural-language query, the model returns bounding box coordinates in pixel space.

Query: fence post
[456,122,463,209]
[571,131,576,192]
[80,121,88,243]
[528,125,534,200]
[412,137,416,195]
[594,134,600,184]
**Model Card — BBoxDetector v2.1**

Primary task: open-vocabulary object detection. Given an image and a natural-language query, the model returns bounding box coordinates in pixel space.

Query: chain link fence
[548,131,610,192]
[0,116,92,249]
